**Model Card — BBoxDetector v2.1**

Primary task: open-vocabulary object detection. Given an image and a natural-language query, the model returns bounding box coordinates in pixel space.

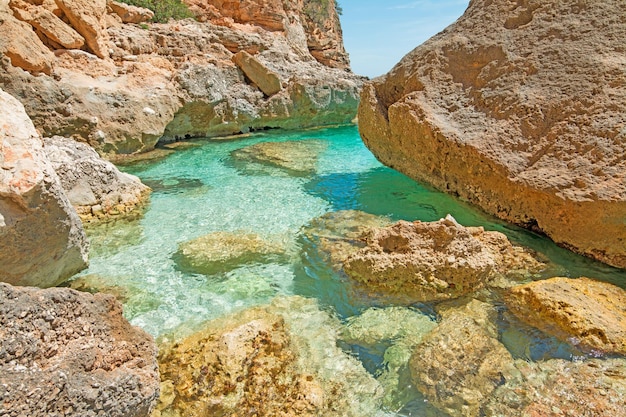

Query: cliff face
[0,0,360,157]
[358,0,626,268]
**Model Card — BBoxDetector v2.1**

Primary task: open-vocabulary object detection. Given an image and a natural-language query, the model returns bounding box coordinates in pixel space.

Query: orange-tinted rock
[506,277,626,355]
[107,0,153,24]
[232,50,281,96]
[358,0,626,268]
[54,0,109,58]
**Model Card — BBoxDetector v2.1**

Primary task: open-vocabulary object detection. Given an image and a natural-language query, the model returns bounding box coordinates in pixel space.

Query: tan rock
[358,0,626,268]
[505,277,626,355]
[0,88,88,288]
[107,0,153,24]
[54,0,109,58]
[232,50,282,96]
[230,139,326,176]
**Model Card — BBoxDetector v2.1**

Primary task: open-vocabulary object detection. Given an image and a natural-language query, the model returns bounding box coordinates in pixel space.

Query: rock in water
[358,0,626,268]
[0,283,160,417]
[0,89,88,288]
[505,277,626,355]
[231,140,327,176]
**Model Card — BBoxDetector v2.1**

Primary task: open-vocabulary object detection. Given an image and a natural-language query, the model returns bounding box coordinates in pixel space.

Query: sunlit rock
[107,0,153,24]
[232,50,282,96]
[506,277,626,355]
[231,140,327,176]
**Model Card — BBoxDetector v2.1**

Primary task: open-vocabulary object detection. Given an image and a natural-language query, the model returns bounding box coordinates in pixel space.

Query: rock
[173,231,286,275]
[0,282,160,417]
[231,139,327,176]
[107,0,153,24]
[409,300,515,417]
[482,357,626,417]
[343,215,542,302]
[505,277,626,355]
[43,135,151,223]
[0,88,87,288]
[358,0,626,268]
[157,296,384,416]
[232,50,282,96]
[54,0,109,58]
[0,2,55,74]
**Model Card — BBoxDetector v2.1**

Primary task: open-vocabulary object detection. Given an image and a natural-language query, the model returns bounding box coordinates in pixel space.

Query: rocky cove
[1,1,626,417]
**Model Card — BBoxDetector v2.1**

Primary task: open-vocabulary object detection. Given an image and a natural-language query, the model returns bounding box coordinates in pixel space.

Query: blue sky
[340,0,469,78]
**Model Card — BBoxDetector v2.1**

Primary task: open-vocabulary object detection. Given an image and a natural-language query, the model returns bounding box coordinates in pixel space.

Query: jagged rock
[173,231,286,275]
[54,0,109,58]
[107,0,153,24]
[156,296,384,417]
[482,357,626,417]
[358,0,626,268]
[231,140,326,176]
[409,299,515,417]
[0,1,55,74]
[343,215,542,302]
[0,88,87,288]
[0,283,160,417]
[232,50,281,96]
[505,277,626,355]
[44,135,150,223]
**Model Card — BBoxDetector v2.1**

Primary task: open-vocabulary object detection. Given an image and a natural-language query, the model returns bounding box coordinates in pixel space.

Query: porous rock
[107,0,153,24]
[0,282,160,417]
[358,0,626,268]
[231,139,327,176]
[232,50,282,96]
[54,0,110,58]
[0,88,87,288]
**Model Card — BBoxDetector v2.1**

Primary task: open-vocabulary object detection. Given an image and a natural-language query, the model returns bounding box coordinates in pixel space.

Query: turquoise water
[76,124,626,415]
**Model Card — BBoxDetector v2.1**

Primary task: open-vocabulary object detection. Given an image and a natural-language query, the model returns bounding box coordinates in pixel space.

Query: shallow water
[76,124,626,416]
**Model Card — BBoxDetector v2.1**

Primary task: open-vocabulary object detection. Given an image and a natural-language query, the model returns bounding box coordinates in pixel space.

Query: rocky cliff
[0,0,360,158]
[358,0,626,268]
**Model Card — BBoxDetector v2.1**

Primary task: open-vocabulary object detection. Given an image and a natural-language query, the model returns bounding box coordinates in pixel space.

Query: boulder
[232,50,282,96]
[231,139,327,176]
[54,0,109,58]
[107,0,153,24]
[44,135,150,223]
[358,0,626,268]
[343,215,543,302]
[0,282,160,417]
[0,88,87,288]
[505,277,626,355]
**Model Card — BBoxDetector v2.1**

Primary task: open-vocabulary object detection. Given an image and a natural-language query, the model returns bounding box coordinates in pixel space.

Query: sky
[340,0,470,78]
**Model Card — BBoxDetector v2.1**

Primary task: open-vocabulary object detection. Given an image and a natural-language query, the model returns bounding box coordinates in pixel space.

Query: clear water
[76,124,626,415]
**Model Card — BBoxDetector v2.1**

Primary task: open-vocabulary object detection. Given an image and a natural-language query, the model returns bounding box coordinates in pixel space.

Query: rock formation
[0,88,88,288]
[231,139,327,176]
[0,0,361,159]
[358,0,626,268]
[0,282,160,417]
[506,277,626,355]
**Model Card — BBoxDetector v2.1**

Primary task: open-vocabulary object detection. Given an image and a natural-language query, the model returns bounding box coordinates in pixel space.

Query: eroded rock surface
[231,140,327,176]
[506,277,626,355]
[0,88,88,288]
[358,0,626,268]
[0,283,160,417]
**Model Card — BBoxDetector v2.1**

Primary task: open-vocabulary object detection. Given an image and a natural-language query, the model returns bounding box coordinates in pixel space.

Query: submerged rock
[231,140,327,176]
[343,215,543,302]
[0,89,88,288]
[173,231,286,275]
[156,296,384,417]
[44,135,151,223]
[505,277,626,355]
[0,283,160,417]
[358,0,626,268]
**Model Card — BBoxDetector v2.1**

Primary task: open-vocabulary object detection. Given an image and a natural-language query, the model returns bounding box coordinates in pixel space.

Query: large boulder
[0,283,160,416]
[54,0,110,58]
[358,0,626,268]
[0,88,87,288]
[505,277,626,355]
[232,50,282,96]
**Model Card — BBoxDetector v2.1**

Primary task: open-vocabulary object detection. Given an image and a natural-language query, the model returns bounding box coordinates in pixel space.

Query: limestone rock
[482,358,626,417]
[0,283,159,417]
[157,296,383,416]
[409,300,515,417]
[358,0,626,268]
[232,50,281,96]
[0,88,87,288]
[0,2,54,74]
[231,139,326,176]
[108,0,153,24]
[343,215,541,302]
[44,135,151,223]
[505,277,626,355]
[54,0,109,58]
[173,231,286,275]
